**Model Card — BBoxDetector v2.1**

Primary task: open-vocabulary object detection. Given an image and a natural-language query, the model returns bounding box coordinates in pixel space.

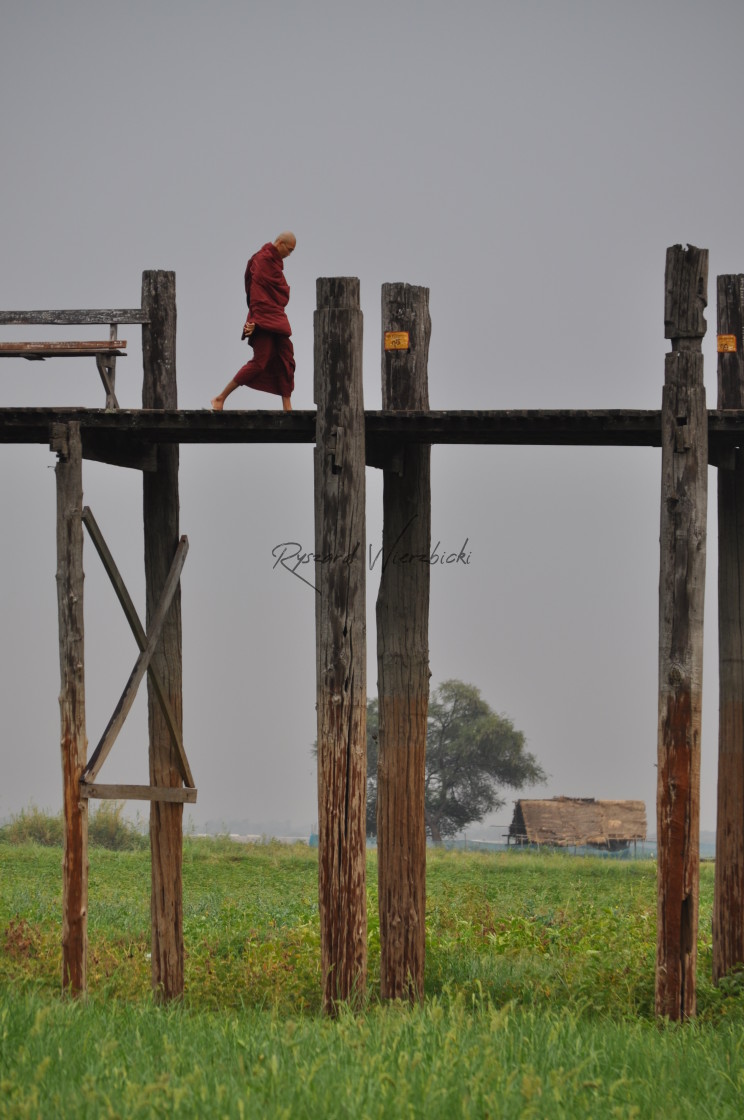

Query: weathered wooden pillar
[714,273,744,981]
[656,244,708,1019]
[141,270,184,1001]
[376,284,431,1001]
[53,420,88,994]
[314,277,367,1012]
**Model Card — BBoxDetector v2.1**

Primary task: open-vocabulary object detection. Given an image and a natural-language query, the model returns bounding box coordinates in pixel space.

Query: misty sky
[1,0,742,834]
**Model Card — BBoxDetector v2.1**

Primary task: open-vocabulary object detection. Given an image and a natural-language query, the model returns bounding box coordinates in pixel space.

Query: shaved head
[274,231,296,258]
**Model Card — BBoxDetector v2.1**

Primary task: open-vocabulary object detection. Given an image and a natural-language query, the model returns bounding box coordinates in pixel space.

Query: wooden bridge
[2,246,744,1020]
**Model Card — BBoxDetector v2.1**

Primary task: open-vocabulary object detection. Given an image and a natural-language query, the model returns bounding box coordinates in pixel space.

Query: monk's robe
[235,242,295,398]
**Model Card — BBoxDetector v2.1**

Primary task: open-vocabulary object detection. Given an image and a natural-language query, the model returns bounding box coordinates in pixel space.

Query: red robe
[244,242,292,334]
[235,242,295,398]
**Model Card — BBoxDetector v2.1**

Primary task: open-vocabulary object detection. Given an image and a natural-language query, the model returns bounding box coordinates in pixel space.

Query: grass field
[1,837,743,1118]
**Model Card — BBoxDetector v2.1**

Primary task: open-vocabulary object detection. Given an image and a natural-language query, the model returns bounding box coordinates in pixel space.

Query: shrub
[0,805,63,847]
[0,802,147,851]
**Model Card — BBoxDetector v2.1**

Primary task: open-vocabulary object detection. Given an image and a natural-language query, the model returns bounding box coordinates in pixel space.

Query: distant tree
[368,679,545,842]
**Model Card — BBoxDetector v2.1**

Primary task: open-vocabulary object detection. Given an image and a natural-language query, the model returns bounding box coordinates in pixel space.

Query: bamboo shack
[508,797,647,852]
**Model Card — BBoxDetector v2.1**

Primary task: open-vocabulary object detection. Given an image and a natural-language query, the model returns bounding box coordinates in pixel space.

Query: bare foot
[282,396,292,412]
[211,397,224,411]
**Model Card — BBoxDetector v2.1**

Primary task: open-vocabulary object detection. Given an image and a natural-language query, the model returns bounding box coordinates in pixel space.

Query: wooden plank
[714,273,744,983]
[314,276,367,1013]
[0,341,127,357]
[82,535,189,783]
[81,783,197,804]
[376,283,431,1002]
[52,421,88,995]
[81,506,194,786]
[142,269,185,1003]
[656,244,708,1020]
[0,310,146,325]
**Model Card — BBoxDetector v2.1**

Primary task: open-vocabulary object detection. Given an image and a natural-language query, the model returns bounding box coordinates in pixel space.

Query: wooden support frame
[375,283,432,1002]
[314,277,368,1013]
[142,269,186,1002]
[81,507,194,787]
[714,273,744,981]
[656,244,708,1020]
[81,533,189,783]
[51,420,88,995]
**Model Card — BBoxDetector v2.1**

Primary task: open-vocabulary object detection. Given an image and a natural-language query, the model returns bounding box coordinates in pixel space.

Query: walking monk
[211,231,296,412]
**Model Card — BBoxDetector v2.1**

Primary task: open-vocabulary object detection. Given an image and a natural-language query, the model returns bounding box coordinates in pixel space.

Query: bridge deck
[0,407,742,455]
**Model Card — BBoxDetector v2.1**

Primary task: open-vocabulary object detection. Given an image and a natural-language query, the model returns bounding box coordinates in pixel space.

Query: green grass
[1,839,743,1117]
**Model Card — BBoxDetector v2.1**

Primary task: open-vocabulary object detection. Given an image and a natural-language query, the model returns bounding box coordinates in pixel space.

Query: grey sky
[1,0,741,833]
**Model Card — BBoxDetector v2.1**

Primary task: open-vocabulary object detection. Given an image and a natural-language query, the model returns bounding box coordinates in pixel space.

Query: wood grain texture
[0,310,146,325]
[53,421,88,994]
[314,277,367,1013]
[0,341,127,355]
[141,271,184,1002]
[81,783,196,803]
[376,283,431,1001]
[656,245,708,1020]
[714,273,744,982]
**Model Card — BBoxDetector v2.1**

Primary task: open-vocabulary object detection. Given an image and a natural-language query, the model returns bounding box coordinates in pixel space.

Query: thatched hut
[507,797,647,851]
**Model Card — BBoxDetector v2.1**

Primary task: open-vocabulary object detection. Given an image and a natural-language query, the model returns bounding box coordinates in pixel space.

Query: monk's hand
[241,319,256,340]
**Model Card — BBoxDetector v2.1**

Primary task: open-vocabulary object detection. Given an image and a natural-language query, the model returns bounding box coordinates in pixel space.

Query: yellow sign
[718,334,737,353]
[384,331,410,351]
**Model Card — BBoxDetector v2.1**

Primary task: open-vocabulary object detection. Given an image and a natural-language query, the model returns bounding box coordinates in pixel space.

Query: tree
[368,679,545,842]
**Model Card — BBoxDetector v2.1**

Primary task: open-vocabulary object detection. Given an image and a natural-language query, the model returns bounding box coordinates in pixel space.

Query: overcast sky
[1,0,742,834]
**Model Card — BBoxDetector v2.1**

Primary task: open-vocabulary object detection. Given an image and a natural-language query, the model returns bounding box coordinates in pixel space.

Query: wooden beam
[81,434,157,472]
[314,277,367,1013]
[81,506,194,786]
[714,273,744,983]
[51,421,88,995]
[142,269,185,1003]
[376,283,431,1002]
[81,783,197,804]
[656,244,708,1020]
[0,406,695,449]
[0,310,146,325]
[0,341,127,358]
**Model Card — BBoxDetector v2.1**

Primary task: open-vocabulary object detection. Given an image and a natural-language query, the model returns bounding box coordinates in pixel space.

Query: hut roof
[509,797,647,847]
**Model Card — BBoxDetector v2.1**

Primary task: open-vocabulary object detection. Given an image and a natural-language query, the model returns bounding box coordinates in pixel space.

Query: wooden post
[141,270,184,1001]
[376,284,431,1000]
[714,273,744,981]
[52,420,88,994]
[314,277,367,1012]
[656,244,708,1019]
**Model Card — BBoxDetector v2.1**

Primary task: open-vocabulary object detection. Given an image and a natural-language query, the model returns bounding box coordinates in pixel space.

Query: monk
[211,231,296,411]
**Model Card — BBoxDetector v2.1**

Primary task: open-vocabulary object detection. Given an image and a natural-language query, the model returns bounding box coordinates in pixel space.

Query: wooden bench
[0,308,146,409]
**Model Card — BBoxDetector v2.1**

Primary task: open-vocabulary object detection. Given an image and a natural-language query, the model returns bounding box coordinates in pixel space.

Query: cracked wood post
[714,273,744,981]
[53,420,88,994]
[314,277,367,1013]
[656,244,708,1019]
[142,270,184,1001]
[376,283,431,1001]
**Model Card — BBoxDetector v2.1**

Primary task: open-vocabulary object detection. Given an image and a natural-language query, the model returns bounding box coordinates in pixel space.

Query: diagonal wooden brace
[95,353,120,410]
[83,533,189,783]
[81,507,194,787]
